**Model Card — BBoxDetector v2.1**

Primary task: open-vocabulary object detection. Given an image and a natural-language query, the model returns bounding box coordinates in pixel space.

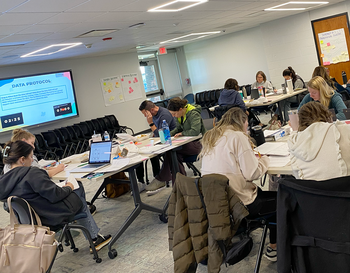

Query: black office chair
[60,127,82,154]
[6,196,102,265]
[34,134,58,160]
[105,114,134,135]
[213,105,239,121]
[68,126,88,153]
[91,119,104,135]
[52,129,73,157]
[183,154,201,176]
[76,122,93,139]
[41,131,65,159]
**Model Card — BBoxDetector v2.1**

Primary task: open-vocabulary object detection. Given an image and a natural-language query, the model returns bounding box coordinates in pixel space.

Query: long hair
[3,141,34,165]
[307,76,334,107]
[283,66,297,83]
[224,78,239,91]
[11,129,35,142]
[199,108,254,158]
[298,101,332,132]
[312,66,335,89]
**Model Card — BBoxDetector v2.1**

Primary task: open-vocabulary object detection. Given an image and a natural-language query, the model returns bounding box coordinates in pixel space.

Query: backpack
[102,172,130,198]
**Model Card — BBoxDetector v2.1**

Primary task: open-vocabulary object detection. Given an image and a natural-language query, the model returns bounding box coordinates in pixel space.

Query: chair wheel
[58,245,64,252]
[64,241,70,246]
[96,258,102,263]
[159,214,168,223]
[73,248,79,252]
[108,249,118,259]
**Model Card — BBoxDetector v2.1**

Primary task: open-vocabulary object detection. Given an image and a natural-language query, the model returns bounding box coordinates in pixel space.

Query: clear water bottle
[162,120,172,145]
[103,131,110,141]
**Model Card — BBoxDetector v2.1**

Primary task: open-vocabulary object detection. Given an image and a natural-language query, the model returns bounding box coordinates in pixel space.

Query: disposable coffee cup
[288,110,299,131]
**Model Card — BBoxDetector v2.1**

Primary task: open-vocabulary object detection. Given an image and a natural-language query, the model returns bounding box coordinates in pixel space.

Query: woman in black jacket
[0,141,111,251]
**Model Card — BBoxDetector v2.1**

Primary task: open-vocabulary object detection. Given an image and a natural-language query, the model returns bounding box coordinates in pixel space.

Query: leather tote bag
[0,196,57,273]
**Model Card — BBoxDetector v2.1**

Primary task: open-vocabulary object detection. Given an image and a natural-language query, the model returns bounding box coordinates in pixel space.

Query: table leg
[107,165,163,259]
[277,100,285,125]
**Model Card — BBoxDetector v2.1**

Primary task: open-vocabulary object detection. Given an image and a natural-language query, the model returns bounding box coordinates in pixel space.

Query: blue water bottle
[162,120,172,145]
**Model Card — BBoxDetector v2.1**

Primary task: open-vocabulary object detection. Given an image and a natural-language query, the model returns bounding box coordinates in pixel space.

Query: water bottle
[342,71,347,84]
[242,86,247,99]
[103,131,110,141]
[162,120,172,145]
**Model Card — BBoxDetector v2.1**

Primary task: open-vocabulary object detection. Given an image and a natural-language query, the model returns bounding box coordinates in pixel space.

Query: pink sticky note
[121,78,124,82]
[128,81,131,84]
[323,61,330,65]
[134,77,138,83]
[327,42,331,46]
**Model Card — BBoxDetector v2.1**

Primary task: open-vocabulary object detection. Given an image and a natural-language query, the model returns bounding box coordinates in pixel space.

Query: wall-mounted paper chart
[121,73,143,102]
[100,75,124,106]
[318,28,349,65]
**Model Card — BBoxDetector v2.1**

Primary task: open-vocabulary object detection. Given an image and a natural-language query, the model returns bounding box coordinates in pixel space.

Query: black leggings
[246,188,277,244]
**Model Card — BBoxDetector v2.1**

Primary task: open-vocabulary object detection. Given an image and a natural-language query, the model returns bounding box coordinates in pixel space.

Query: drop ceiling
[0,0,344,66]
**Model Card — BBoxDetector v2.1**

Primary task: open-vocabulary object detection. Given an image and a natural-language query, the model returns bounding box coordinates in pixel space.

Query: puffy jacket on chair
[168,173,249,273]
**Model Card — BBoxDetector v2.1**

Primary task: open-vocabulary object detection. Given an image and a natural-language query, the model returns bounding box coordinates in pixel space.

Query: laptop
[251,88,260,99]
[70,141,112,173]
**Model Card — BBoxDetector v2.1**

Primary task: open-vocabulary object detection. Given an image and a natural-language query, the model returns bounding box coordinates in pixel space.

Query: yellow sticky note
[119,94,123,100]
[109,96,115,102]
[323,57,328,61]
[321,54,324,57]
[320,40,324,44]
[332,45,336,49]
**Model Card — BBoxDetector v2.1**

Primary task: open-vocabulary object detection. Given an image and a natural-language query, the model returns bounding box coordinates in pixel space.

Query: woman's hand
[64,182,74,190]
[55,163,65,173]
[174,133,183,138]
[274,89,278,93]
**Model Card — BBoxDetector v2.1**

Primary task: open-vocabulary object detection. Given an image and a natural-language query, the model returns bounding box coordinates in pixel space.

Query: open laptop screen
[89,141,112,164]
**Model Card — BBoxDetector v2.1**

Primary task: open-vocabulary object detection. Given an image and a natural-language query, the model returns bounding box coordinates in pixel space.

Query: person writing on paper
[298,76,346,120]
[218,78,246,111]
[0,141,112,252]
[137,100,176,191]
[2,129,65,177]
[288,102,350,180]
[251,71,274,94]
[145,98,206,195]
[200,108,278,262]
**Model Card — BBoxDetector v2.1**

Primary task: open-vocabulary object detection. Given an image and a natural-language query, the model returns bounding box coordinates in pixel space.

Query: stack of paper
[256,142,290,168]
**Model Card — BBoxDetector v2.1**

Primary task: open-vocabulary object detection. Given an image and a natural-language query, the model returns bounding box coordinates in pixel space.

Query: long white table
[53,135,202,260]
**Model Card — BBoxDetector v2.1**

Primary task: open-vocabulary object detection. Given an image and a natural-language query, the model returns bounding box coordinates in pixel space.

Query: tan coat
[168,173,249,273]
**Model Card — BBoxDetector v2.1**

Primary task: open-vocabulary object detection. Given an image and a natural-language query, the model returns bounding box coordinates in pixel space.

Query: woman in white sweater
[200,108,278,262]
[288,101,350,180]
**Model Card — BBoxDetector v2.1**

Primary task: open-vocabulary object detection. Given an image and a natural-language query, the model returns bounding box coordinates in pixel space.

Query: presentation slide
[0,71,78,133]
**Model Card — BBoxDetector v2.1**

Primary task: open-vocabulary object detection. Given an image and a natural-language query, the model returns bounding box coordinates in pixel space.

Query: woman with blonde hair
[298,76,346,120]
[288,101,350,180]
[3,129,65,177]
[200,107,278,262]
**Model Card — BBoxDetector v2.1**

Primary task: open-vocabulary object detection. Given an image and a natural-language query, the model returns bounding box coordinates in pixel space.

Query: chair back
[91,119,103,134]
[184,93,195,104]
[58,128,73,143]
[277,176,350,273]
[213,105,239,121]
[66,126,79,142]
[34,134,50,150]
[8,196,38,225]
[42,131,62,149]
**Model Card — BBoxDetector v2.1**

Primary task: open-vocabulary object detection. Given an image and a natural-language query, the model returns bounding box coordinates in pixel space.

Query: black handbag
[194,178,253,266]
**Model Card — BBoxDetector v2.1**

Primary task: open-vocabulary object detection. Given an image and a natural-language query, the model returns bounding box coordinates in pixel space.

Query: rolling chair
[184,93,195,104]
[41,131,65,159]
[5,196,102,269]
[34,134,58,160]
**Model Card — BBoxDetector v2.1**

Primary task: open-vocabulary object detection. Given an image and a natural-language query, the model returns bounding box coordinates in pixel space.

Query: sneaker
[130,182,146,195]
[264,246,277,262]
[90,234,112,253]
[89,204,96,216]
[145,178,166,196]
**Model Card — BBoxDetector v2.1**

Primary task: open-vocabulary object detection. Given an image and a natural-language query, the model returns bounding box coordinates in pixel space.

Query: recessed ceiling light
[21,43,82,58]
[148,0,208,12]
[265,1,328,11]
[160,31,221,44]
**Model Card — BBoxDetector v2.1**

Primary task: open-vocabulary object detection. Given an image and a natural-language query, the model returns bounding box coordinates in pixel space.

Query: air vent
[76,29,119,38]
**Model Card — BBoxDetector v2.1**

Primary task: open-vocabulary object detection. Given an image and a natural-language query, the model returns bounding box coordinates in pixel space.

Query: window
[140,65,159,93]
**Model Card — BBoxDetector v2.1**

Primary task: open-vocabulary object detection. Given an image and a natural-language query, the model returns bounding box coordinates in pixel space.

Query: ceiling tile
[0,12,57,25]
[0,25,30,36]
[0,0,28,13]
[39,12,104,24]
[66,0,138,12]
[11,0,90,12]
[16,23,72,34]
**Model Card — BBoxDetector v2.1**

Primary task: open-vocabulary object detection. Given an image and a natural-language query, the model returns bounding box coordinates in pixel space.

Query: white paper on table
[128,155,149,165]
[268,155,291,167]
[138,144,170,154]
[96,158,130,173]
[256,142,289,156]
[38,159,56,167]
[56,174,80,190]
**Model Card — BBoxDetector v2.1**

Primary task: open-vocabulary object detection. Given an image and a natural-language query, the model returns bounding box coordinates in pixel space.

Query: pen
[77,162,88,167]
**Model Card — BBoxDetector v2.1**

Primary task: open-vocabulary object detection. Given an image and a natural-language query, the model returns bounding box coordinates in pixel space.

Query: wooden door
[312,13,350,84]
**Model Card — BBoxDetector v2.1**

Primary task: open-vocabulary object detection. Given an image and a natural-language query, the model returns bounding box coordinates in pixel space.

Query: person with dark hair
[298,76,346,120]
[145,98,206,195]
[251,71,274,94]
[288,101,350,180]
[0,141,112,252]
[218,78,246,111]
[138,100,176,192]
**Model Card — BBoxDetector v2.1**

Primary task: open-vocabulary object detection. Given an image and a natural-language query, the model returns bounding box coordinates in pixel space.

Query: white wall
[0,52,149,143]
[175,46,193,97]
[184,1,350,93]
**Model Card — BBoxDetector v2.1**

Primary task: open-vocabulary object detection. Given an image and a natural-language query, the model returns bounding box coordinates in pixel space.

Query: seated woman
[312,66,344,92]
[200,107,277,262]
[251,71,274,94]
[218,78,246,111]
[145,98,206,195]
[288,101,350,180]
[274,66,306,121]
[0,140,111,252]
[298,76,346,120]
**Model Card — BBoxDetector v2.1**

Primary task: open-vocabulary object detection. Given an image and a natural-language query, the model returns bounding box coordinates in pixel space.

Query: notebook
[70,141,112,172]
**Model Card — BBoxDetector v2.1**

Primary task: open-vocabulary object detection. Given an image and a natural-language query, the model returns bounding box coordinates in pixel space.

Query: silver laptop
[70,141,112,172]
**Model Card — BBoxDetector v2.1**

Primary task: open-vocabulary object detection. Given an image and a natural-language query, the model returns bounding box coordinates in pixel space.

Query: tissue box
[265,129,288,141]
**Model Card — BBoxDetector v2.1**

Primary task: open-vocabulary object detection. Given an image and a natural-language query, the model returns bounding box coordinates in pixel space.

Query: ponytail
[283,66,297,83]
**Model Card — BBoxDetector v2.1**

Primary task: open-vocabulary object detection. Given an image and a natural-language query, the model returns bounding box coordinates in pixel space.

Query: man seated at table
[137,100,176,193]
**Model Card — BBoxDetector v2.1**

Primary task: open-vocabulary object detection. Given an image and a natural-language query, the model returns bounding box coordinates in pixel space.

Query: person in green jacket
[298,76,346,120]
[145,98,206,195]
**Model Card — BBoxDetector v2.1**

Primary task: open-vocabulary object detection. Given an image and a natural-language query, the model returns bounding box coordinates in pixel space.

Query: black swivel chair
[34,134,58,160]
[41,131,65,159]
[105,114,134,135]
[59,127,81,154]
[7,196,102,265]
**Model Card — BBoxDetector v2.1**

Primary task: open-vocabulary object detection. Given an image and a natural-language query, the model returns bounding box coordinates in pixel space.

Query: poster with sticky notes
[100,75,124,106]
[318,28,349,65]
[121,73,143,102]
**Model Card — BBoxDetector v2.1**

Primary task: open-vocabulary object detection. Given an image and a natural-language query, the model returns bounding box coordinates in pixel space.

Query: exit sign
[158,47,167,55]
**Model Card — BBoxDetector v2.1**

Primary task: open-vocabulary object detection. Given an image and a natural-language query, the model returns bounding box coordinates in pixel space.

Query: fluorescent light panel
[265,1,328,11]
[21,43,82,58]
[160,31,220,44]
[148,0,208,12]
